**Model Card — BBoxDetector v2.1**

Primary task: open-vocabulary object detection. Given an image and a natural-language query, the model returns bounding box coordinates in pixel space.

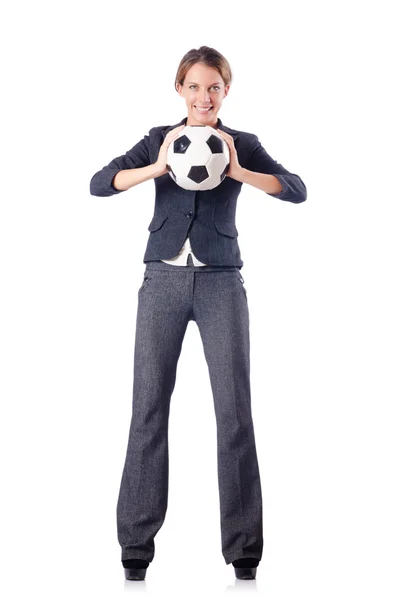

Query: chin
[189,108,218,120]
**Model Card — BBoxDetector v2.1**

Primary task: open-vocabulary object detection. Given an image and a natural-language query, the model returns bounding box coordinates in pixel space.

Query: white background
[1,0,396,597]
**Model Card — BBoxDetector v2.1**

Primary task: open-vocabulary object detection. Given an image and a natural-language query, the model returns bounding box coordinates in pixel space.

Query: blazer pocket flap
[214,221,239,237]
[148,215,168,232]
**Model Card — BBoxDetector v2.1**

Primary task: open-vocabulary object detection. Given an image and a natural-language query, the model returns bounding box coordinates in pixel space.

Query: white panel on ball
[166,125,230,191]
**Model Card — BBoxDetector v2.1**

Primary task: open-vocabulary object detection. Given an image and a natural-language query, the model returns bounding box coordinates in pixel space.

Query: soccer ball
[166,125,230,191]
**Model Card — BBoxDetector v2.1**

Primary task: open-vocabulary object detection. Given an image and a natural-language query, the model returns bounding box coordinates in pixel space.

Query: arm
[112,163,164,192]
[89,130,161,197]
[242,134,307,203]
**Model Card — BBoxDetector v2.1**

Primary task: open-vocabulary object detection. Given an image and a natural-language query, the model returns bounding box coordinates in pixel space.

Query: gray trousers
[116,254,263,565]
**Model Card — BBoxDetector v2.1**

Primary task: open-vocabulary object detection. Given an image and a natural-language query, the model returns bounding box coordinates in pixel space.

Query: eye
[189,85,221,91]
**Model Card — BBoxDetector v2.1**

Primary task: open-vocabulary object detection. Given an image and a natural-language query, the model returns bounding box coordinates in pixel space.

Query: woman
[90,46,307,581]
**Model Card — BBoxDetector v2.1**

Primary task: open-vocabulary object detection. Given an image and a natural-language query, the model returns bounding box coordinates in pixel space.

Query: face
[176,62,230,128]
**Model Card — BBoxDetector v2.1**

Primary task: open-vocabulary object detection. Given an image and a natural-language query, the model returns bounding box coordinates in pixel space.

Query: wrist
[232,166,247,183]
[152,162,167,178]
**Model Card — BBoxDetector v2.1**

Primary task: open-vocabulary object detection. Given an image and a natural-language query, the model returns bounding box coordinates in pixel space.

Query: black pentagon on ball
[166,164,176,179]
[173,135,191,154]
[220,163,229,181]
[187,165,209,183]
[206,134,224,153]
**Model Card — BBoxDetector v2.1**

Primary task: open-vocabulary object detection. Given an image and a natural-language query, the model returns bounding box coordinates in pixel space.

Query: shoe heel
[124,566,147,581]
[234,566,257,580]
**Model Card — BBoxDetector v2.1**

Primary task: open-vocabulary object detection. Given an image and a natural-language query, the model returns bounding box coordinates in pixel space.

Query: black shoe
[232,557,259,580]
[122,558,149,581]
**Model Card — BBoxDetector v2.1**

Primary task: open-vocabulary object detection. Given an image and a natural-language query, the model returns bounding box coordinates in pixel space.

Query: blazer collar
[161,116,239,140]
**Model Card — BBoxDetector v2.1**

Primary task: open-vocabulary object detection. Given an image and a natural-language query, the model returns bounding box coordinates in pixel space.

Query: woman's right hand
[154,124,186,177]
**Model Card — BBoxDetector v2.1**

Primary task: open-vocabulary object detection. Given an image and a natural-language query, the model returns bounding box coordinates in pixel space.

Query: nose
[199,89,211,103]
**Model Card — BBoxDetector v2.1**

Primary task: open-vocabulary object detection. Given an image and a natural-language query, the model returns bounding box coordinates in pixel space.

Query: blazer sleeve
[246,134,307,203]
[89,131,151,197]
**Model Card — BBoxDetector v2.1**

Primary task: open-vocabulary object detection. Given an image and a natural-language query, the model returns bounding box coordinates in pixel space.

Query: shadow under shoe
[232,557,259,580]
[122,558,149,581]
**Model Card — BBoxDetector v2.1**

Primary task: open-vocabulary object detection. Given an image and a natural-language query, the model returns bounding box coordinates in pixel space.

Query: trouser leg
[193,270,263,565]
[116,269,191,562]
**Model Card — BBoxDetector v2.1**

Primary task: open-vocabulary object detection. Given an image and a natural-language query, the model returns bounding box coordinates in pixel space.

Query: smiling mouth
[194,105,213,112]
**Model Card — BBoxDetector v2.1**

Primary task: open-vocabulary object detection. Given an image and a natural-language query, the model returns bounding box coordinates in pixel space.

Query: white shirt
[161,234,207,266]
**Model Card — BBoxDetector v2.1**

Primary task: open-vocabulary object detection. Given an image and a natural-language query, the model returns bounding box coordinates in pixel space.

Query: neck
[185,116,219,129]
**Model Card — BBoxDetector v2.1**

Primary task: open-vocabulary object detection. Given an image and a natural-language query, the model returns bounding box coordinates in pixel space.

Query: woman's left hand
[217,130,244,181]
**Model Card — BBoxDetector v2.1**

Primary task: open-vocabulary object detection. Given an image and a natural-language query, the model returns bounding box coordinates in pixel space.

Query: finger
[167,126,184,137]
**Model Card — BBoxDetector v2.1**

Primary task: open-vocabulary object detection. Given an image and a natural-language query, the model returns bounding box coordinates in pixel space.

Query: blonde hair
[174,46,232,92]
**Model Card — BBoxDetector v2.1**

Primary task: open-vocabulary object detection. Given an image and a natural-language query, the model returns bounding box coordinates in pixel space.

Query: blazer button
[186,211,193,217]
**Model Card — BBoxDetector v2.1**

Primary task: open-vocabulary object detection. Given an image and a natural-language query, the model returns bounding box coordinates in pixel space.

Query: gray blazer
[90,116,307,267]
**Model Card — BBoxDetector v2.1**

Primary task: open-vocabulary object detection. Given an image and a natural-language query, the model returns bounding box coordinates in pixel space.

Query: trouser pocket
[235,272,248,297]
[138,274,152,293]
